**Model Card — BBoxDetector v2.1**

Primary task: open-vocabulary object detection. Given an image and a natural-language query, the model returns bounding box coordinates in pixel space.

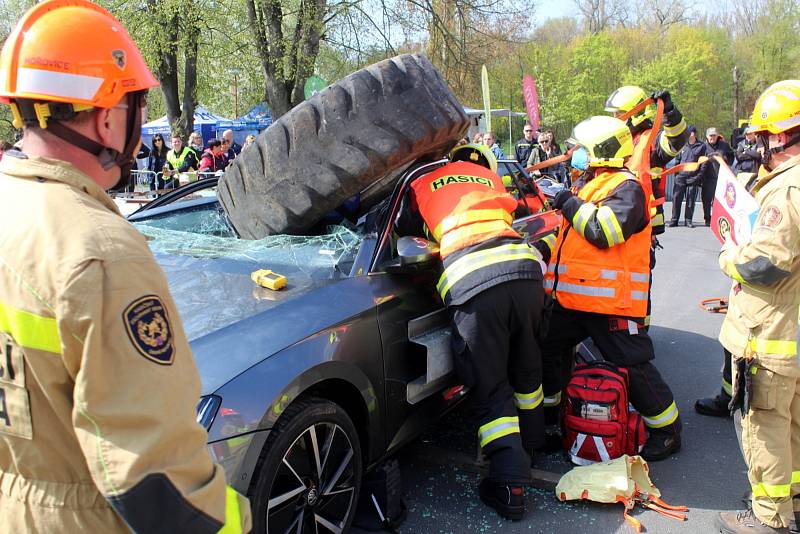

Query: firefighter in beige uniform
[716,80,800,534]
[0,1,250,532]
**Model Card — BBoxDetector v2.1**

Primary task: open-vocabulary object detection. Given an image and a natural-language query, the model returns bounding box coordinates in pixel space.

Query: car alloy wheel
[251,398,362,534]
[267,421,356,532]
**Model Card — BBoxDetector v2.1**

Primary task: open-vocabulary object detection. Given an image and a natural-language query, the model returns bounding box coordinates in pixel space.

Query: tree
[103,0,204,140]
[245,0,327,119]
[734,0,800,111]
[243,0,535,119]
[0,0,35,142]
[633,0,694,31]
[625,24,734,130]
[149,3,201,140]
[573,0,628,33]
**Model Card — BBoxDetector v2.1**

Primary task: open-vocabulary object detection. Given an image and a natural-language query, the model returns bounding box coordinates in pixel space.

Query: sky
[534,0,573,24]
[534,1,715,25]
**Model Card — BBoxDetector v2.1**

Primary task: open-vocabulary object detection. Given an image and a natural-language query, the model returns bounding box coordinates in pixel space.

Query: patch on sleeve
[123,296,175,365]
[758,205,782,229]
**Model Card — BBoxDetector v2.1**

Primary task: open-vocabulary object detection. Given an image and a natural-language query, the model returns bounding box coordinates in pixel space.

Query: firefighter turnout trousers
[450,279,545,484]
[740,365,800,528]
[541,301,681,437]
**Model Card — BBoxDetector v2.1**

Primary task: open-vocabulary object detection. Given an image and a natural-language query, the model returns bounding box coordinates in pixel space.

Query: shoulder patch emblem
[759,205,782,228]
[123,296,174,365]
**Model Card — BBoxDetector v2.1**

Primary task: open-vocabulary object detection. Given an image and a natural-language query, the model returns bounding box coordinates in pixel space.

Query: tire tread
[219,54,469,238]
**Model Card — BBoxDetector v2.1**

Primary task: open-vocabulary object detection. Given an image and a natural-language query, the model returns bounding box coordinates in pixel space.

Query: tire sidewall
[250,399,363,534]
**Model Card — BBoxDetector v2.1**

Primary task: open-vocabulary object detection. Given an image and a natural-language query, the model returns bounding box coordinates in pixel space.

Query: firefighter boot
[695,389,732,417]
[478,479,526,521]
[716,510,789,533]
[640,430,681,461]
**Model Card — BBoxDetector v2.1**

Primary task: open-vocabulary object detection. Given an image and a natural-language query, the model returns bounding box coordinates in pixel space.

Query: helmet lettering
[25,57,71,70]
[430,175,493,191]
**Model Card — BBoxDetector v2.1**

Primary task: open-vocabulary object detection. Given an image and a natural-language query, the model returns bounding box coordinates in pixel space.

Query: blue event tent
[140,106,231,148]
[214,103,273,144]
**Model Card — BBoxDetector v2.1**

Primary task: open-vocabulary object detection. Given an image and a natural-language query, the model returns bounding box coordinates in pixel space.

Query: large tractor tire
[218,54,469,239]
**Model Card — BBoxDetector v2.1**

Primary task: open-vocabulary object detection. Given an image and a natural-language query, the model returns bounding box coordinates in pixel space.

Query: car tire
[248,397,363,533]
[218,53,470,239]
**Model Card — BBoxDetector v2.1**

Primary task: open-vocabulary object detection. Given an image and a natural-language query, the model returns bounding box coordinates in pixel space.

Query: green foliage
[624,24,735,130]
[734,0,800,112]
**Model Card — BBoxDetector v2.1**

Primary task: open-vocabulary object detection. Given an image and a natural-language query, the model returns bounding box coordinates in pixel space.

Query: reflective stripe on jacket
[437,238,542,305]
[545,170,652,318]
[411,161,521,258]
[719,154,800,375]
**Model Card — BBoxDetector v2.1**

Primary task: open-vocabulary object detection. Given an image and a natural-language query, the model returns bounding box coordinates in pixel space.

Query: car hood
[155,252,334,341]
[138,224,362,341]
[137,223,368,392]
[156,252,381,393]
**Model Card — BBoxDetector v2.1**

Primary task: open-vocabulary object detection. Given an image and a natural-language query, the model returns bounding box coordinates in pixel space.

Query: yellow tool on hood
[251,269,287,290]
[555,455,688,532]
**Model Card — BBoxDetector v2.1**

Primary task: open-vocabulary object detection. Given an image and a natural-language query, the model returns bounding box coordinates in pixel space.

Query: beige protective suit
[719,153,800,529]
[0,153,251,533]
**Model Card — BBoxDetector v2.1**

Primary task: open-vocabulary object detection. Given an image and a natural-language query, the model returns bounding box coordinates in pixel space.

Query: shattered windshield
[133,223,364,280]
[132,200,235,237]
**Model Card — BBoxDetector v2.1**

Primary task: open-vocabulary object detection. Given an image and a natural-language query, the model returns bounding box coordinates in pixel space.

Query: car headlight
[196,395,221,430]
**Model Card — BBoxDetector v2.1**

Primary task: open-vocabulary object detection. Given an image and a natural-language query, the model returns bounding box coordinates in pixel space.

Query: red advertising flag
[522,75,540,132]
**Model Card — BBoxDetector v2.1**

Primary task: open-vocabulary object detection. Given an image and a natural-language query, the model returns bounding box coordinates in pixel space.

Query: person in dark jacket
[669,125,706,227]
[700,127,734,225]
[135,143,150,168]
[514,124,538,166]
[146,133,177,191]
[125,142,151,192]
[198,139,227,173]
[221,138,236,167]
[734,127,761,174]
[222,129,242,157]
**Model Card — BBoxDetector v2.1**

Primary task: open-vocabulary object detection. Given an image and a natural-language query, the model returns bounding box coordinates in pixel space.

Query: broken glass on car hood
[132,223,363,340]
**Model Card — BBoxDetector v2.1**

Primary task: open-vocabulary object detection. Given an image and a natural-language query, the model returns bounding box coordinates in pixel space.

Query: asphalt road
[366,204,748,534]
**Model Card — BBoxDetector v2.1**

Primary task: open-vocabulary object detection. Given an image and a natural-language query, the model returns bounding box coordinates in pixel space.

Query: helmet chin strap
[44,91,144,189]
[759,131,800,170]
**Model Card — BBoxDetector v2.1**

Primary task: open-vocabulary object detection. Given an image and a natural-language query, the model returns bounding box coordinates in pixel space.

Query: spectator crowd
[132,128,248,192]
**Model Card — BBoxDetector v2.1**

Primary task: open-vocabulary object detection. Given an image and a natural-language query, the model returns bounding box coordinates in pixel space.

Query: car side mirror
[398,236,439,265]
[383,236,440,274]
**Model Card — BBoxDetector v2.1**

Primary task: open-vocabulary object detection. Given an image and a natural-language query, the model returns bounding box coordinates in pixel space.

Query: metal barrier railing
[113,170,222,200]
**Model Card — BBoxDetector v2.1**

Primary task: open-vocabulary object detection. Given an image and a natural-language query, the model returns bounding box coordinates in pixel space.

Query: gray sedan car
[128,159,557,533]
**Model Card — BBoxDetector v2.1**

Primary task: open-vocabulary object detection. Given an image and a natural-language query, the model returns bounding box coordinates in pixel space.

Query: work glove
[728,358,754,416]
[650,90,674,113]
[553,189,574,210]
